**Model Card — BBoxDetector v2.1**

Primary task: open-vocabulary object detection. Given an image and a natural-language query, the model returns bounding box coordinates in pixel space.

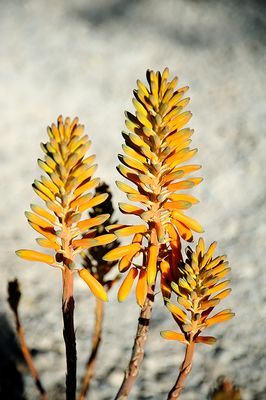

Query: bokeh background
[0,0,266,399]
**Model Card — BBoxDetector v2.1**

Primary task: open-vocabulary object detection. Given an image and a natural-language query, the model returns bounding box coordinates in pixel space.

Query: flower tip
[79,269,108,302]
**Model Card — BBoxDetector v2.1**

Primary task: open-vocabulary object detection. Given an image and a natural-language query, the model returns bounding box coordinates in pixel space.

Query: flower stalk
[79,297,104,400]
[7,279,48,400]
[115,286,155,400]
[16,116,115,399]
[79,183,120,399]
[162,237,234,398]
[167,342,195,399]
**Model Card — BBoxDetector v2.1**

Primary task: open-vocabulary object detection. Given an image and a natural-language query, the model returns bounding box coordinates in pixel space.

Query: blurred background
[0,0,266,399]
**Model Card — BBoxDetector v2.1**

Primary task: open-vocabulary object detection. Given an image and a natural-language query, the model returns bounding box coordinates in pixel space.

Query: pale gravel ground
[0,0,266,399]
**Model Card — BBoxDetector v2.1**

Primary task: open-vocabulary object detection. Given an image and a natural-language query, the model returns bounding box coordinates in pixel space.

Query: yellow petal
[70,193,93,209]
[79,269,108,301]
[25,210,50,228]
[167,111,192,131]
[213,288,232,301]
[160,331,188,344]
[72,238,97,250]
[172,211,204,233]
[167,178,202,192]
[172,219,193,242]
[207,280,230,295]
[30,204,56,224]
[103,243,142,261]
[136,79,149,97]
[136,269,148,307]
[78,193,109,212]
[163,201,193,211]
[166,301,187,323]
[127,193,150,203]
[33,180,55,201]
[76,214,110,232]
[16,249,54,265]
[28,221,56,242]
[122,144,147,164]
[205,309,235,327]
[169,194,199,204]
[147,245,159,287]
[36,238,60,251]
[118,254,134,272]
[118,203,144,216]
[114,225,147,237]
[118,268,138,302]
[92,234,117,246]
[73,178,100,198]
[37,159,54,174]
[196,237,205,258]
[115,180,139,194]
[40,176,59,195]
[121,155,148,174]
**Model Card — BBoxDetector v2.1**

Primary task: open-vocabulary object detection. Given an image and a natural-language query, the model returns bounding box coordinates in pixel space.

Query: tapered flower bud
[161,238,234,345]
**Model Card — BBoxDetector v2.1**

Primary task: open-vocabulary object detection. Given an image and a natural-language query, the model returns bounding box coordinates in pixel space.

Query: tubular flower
[161,237,234,345]
[103,68,203,305]
[16,116,116,301]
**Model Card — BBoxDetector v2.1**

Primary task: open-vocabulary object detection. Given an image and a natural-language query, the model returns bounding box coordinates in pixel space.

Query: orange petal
[118,268,138,302]
[172,219,193,242]
[70,193,93,209]
[72,238,97,250]
[73,178,100,197]
[136,269,148,307]
[114,225,147,237]
[165,301,187,323]
[172,211,204,233]
[103,243,142,261]
[30,204,56,224]
[169,194,199,204]
[79,269,108,301]
[205,309,235,327]
[115,180,139,194]
[36,238,60,251]
[195,336,217,345]
[168,177,203,191]
[16,249,54,265]
[160,330,188,344]
[92,234,117,246]
[118,203,144,216]
[78,193,109,212]
[25,211,54,230]
[147,245,159,287]
[76,214,110,232]
[28,221,56,242]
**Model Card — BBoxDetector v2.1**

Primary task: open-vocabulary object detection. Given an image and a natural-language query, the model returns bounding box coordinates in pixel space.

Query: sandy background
[0,0,266,399]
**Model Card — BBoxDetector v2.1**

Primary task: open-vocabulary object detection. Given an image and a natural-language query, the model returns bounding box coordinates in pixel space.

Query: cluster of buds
[16,116,116,301]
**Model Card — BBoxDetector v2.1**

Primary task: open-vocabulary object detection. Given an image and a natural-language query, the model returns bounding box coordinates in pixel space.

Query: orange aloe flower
[16,116,116,301]
[103,69,203,305]
[161,237,234,345]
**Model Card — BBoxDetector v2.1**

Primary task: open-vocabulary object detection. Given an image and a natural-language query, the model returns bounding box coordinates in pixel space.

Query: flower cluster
[104,68,203,305]
[161,237,234,345]
[16,116,116,301]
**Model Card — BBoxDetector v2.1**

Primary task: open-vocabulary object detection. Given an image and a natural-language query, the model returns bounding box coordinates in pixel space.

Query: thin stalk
[14,310,48,400]
[115,286,155,400]
[79,297,104,400]
[8,279,48,400]
[62,268,76,400]
[167,342,195,400]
